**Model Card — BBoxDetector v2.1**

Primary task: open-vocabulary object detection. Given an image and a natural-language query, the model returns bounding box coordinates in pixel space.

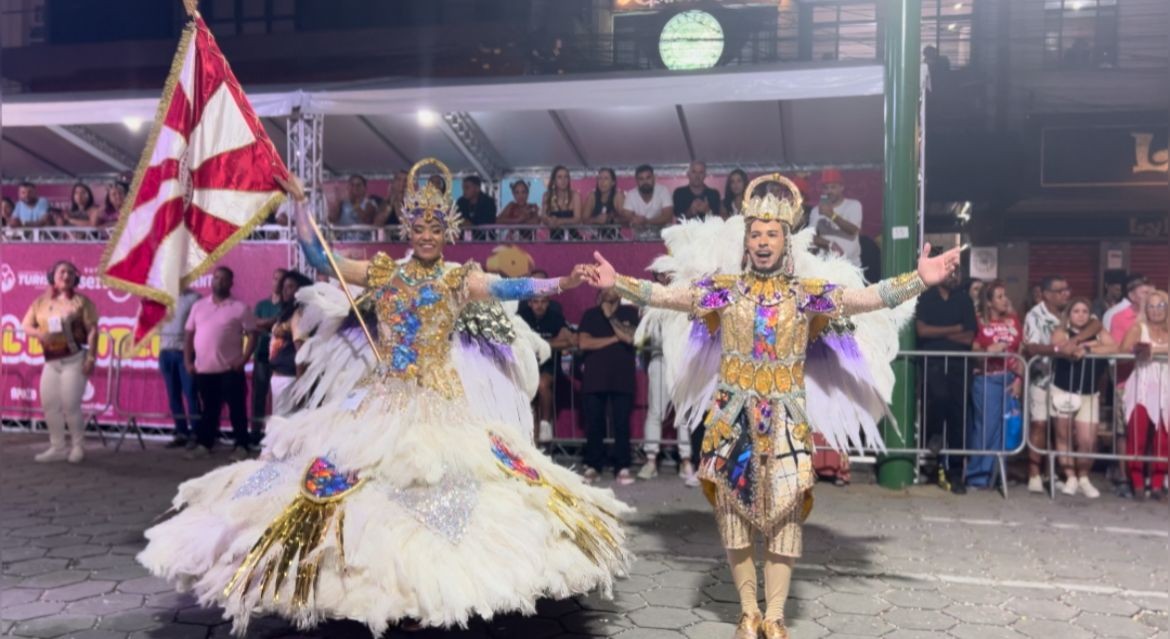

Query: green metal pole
[878,0,921,489]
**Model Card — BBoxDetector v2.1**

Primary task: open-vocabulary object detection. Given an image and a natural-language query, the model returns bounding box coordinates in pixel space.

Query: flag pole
[302,207,384,364]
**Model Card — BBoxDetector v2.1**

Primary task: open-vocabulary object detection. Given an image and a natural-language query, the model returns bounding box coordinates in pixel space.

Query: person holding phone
[808,168,863,267]
[21,260,99,463]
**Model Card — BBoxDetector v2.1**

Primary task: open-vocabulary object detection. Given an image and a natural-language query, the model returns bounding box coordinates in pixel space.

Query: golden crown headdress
[401,157,463,241]
[741,173,804,228]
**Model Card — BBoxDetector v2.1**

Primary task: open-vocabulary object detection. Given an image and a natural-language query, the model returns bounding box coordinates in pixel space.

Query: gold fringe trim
[224,458,363,610]
[99,20,195,310]
[224,495,343,609]
[493,459,624,569]
[98,17,286,351]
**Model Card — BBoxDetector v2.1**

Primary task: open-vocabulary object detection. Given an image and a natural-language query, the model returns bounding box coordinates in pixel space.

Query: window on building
[921,0,974,68]
[809,2,878,62]
[1043,0,1119,69]
[206,0,296,36]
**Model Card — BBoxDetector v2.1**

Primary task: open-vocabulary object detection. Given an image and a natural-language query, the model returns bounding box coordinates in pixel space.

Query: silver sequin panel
[232,462,288,500]
[388,473,480,544]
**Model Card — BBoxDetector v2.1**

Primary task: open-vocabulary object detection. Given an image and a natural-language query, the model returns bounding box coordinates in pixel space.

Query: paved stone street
[1,432,1167,639]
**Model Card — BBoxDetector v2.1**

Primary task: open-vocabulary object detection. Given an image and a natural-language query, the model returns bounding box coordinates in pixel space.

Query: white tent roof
[1,63,884,180]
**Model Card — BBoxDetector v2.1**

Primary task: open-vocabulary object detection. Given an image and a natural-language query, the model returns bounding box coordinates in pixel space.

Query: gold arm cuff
[876,272,927,308]
[613,274,653,306]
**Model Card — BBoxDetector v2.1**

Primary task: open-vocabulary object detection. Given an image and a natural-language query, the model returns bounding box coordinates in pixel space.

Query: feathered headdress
[400,157,462,242]
[741,173,804,228]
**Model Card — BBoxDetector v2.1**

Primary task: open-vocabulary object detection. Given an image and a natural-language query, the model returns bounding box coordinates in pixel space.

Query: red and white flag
[101,15,288,347]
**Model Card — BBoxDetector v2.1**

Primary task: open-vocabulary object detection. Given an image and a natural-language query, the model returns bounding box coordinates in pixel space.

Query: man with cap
[809,168,864,267]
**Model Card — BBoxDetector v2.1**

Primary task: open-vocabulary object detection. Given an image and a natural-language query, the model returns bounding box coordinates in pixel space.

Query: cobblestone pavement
[1,433,1167,639]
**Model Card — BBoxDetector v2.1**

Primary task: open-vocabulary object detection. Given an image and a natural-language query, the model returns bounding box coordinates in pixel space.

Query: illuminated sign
[659,10,725,70]
[614,0,777,12]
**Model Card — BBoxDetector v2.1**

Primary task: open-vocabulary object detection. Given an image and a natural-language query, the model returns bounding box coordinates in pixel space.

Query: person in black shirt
[578,289,640,485]
[519,295,575,444]
[268,271,313,419]
[672,161,721,222]
[456,175,498,226]
[915,268,977,493]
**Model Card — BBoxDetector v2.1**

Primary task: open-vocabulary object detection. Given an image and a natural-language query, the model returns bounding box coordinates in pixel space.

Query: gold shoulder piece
[366,252,396,289]
[799,278,830,296]
[442,260,478,291]
[710,274,740,289]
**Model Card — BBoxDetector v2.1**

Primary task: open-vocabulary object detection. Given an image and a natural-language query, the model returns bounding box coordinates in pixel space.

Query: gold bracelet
[613,274,652,306]
[876,272,927,308]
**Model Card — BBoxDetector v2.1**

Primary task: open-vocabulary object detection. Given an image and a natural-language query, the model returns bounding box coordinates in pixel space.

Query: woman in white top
[1120,289,1169,500]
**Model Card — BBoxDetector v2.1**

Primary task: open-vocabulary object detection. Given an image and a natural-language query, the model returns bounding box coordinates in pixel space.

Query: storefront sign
[1128,215,1168,239]
[1041,124,1168,188]
[1106,249,1124,270]
[1012,213,1168,239]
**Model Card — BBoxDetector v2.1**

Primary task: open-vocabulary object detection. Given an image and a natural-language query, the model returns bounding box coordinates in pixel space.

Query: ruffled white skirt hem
[138,381,632,635]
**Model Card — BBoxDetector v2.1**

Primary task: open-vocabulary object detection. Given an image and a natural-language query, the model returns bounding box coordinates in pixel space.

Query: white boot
[680,460,700,487]
[1027,475,1044,493]
[538,420,553,443]
[65,417,87,464]
[1078,476,1100,499]
[35,447,69,463]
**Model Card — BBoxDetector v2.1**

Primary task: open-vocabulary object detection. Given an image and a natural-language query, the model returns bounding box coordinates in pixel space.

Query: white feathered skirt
[138,378,632,635]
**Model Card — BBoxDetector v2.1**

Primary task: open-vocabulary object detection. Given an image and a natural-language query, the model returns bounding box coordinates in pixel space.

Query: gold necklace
[399,258,444,285]
[741,270,787,305]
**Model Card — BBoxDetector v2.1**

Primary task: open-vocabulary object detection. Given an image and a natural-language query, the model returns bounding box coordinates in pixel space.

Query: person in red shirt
[967,280,1024,488]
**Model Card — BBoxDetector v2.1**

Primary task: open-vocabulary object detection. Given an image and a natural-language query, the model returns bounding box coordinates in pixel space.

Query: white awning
[1,63,885,179]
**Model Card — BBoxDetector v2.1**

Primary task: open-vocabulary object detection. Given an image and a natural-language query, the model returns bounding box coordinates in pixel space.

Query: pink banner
[2,241,681,444]
[1,243,290,426]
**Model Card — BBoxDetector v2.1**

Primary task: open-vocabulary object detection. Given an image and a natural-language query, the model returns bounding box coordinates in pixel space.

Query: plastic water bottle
[1004,401,1022,450]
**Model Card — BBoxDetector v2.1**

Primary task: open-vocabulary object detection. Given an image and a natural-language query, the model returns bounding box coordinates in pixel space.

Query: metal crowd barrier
[541,345,691,470]
[106,334,168,450]
[885,349,1031,498]
[108,334,276,449]
[1024,352,1169,499]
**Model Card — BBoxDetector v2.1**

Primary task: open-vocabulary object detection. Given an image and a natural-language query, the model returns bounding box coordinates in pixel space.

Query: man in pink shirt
[1107,275,1151,345]
[1103,274,1151,498]
[184,266,257,459]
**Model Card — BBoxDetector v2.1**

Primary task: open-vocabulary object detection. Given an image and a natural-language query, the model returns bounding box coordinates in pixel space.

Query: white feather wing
[289,284,377,411]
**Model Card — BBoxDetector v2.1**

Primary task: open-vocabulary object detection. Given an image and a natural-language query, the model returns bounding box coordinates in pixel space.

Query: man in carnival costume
[586,174,961,638]
[138,159,632,635]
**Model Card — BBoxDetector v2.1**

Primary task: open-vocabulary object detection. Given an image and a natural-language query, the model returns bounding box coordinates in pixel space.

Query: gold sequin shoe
[733,612,763,639]
[761,619,789,639]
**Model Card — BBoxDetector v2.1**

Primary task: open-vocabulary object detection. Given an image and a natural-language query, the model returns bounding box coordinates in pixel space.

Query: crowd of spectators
[915,268,1168,501]
[1,180,129,229]
[3,168,881,289]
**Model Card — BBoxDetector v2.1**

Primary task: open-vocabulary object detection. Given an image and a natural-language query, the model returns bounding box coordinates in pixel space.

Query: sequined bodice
[363,256,469,398]
[698,273,840,400]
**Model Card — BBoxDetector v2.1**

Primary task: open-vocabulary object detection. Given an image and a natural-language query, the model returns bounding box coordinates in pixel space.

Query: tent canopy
[1,63,884,180]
